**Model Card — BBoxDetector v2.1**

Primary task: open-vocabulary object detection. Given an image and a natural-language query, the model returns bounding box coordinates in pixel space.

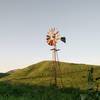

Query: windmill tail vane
[61,37,66,43]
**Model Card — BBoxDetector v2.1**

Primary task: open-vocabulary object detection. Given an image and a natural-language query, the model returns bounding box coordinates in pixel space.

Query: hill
[0,61,100,90]
[0,73,9,78]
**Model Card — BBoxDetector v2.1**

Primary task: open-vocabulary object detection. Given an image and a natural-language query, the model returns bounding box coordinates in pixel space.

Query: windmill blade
[61,37,66,43]
[46,35,50,40]
[53,27,55,32]
[55,31,59,35]
[51,28,54,32]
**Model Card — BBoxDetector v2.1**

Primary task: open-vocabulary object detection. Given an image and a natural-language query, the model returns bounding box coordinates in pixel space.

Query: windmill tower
[46,27,66,87]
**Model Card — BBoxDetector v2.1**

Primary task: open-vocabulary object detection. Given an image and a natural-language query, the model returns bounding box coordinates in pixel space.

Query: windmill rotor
[46,28,66,46]
[46,28,60,46]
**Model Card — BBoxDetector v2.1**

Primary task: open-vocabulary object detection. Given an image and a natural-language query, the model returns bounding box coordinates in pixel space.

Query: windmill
[46,27,66,87]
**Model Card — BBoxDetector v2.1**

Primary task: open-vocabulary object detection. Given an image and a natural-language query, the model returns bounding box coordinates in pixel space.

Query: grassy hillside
[0,61,100,90]
[0,73,9,78]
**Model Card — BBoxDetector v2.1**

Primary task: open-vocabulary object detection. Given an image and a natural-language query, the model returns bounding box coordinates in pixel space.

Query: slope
[0,61,100,90]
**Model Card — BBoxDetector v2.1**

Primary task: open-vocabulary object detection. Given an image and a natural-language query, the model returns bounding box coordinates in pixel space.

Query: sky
[0,0,100,72]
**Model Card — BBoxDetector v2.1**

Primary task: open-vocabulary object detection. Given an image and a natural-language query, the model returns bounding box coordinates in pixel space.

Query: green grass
[0,82,84,100]
[0,61,100,90]
[0,61,100,100]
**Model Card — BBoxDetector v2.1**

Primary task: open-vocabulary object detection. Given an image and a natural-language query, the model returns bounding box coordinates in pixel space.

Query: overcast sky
[0,0,100,72]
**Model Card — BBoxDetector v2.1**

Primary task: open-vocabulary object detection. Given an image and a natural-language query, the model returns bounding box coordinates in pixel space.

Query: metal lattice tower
[50,46,63,87]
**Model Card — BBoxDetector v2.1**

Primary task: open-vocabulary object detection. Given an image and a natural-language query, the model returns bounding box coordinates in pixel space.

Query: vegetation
[0,82,85,100]
[0,61,100,90]
[0,61,100,100]
[0,73,9,78]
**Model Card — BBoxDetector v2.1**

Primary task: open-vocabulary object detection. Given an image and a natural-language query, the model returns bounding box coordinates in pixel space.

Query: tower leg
[52,46,57,86]
[50,45,63,87]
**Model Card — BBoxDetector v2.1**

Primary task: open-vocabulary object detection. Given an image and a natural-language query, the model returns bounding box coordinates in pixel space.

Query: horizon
[0,0,100,72]
[1,60,100,73]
